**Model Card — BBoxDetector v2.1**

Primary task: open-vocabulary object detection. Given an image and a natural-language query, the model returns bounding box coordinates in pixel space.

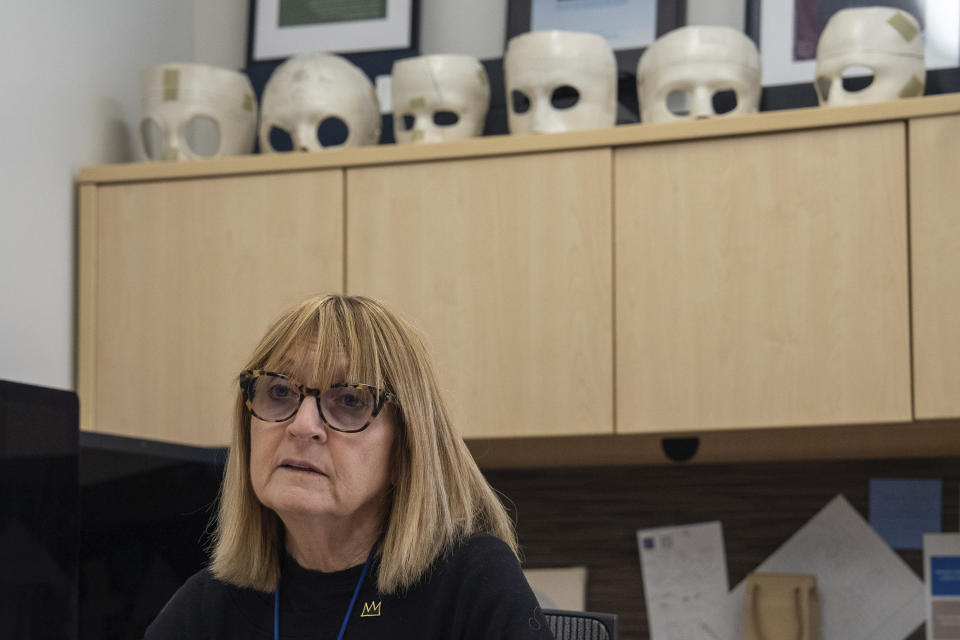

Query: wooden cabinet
[78,171,343,446]
[345,150,613,438]
[615,122,912,432]
[75,94,960,458]
[909,114,960,419]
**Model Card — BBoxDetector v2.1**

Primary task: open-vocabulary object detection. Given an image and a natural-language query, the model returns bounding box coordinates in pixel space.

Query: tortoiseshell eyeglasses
[239,369,395,433]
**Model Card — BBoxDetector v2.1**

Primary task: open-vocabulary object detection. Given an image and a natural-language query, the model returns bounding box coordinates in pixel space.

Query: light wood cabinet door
[346,150,613,439]
[910,114,960,419]
[79,171,343,446]
[615,122,912,432]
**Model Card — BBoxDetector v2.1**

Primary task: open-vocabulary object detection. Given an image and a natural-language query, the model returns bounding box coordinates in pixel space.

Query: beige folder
[743,572,820,640]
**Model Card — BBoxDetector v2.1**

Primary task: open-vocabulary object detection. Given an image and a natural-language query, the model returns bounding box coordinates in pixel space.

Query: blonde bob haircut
[210,294,518,594]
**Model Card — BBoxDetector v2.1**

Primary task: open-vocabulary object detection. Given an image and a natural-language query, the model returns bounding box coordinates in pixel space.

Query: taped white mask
[392,55,490,144]
[815,7,925,106]
[505,30,617,134]
[259,53,381,152]
[138,63,257,162]
[637,26,761,123]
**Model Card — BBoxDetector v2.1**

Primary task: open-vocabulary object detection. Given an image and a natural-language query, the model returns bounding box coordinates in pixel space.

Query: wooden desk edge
[75,94,960,185]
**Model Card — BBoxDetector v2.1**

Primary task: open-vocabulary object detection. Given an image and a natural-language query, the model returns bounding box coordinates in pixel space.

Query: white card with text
[637,521,728,640]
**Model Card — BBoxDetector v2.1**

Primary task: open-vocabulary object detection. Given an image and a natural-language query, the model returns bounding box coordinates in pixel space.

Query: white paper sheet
[717,494,924,640]
[637,521,729,640]
[924,533,960,640]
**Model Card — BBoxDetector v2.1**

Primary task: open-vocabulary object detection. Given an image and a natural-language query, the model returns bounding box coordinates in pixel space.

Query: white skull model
[138,63,257,162]
[391,55,490,144]
[504,30,617,135]
[815,7,925,106]
[636,26,761,123]
[259,53,381,152]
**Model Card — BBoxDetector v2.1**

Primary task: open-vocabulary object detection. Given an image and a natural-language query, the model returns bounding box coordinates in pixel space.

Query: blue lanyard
[274,542,378,640]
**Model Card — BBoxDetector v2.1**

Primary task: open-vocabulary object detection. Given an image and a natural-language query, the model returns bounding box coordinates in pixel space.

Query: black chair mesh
[543,611,615,640]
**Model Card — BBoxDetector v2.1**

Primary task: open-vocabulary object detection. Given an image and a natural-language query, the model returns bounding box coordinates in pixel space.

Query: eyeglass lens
[250,374,378,430]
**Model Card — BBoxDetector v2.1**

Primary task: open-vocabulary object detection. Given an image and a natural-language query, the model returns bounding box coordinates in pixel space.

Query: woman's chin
[262,487,337,520]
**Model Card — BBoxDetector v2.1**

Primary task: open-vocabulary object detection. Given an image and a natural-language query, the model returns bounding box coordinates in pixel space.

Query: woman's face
[248,363,396,528]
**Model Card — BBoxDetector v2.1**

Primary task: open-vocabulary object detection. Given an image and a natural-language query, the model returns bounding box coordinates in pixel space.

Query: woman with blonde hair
[146,294,552,639]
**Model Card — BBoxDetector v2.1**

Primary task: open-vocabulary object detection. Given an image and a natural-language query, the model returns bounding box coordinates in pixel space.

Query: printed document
[637,521,729,640]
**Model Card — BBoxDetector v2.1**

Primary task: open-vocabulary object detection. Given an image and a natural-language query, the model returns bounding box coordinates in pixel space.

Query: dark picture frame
[745,0,958,87]
[246,0,419,67]
[506,0,686,73]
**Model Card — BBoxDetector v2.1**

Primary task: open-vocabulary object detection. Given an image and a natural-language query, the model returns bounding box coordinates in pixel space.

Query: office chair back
[542,608,618,640]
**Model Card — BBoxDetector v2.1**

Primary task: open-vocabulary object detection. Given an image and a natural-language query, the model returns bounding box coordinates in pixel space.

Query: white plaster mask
[259,53,381,152]
[391,55,490,144]
[815,7,925,106]
[138,63,257,162]
[636,26,761,123]
[504,30,617,134]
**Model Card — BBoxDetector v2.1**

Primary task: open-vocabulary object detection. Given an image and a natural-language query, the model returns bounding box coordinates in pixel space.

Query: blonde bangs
[247,297,392,398]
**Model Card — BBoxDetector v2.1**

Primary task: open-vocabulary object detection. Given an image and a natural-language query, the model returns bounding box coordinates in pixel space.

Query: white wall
[0,1,196,390]
[194,0,248,69]
[687,0,745,31]
[419,0,508,58]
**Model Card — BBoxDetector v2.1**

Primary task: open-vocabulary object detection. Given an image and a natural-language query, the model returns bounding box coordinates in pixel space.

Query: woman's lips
[279,459,326,475]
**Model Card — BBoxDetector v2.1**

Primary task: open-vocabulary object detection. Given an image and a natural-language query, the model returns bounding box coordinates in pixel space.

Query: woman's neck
[283,515,381,572]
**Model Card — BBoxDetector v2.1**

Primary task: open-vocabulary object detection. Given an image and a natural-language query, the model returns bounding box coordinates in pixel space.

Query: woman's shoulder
[417,534,553,639]
[162,567,222,611]
[434,533,525,587]
[144,569,214,637]
[451,534,517,564]
[145,567,273,638]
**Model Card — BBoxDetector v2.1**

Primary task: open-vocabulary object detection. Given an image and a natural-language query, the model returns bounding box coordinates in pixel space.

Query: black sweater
[144,535,555,639]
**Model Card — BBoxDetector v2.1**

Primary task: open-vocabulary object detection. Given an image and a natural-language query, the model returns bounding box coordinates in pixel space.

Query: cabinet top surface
[77,93,960,185]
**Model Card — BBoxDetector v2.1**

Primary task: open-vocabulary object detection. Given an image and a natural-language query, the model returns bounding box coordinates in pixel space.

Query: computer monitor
[0,379,79,640]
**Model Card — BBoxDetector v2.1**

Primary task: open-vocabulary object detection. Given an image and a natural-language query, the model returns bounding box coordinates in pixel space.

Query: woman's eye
[338,391,368,408]
[268,384,295,399]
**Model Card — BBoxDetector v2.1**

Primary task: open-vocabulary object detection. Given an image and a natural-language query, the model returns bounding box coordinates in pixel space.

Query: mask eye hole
[401,114,415,130]
[666,89,691,116]
[711,89,738,115]
[550,85,580,110]
[140,117,165,160]
[317,117,349,147]
[841,66,874,92]
[511,90,531,114]
[433,111,459,126]
[268,126,294,152]
[185,115,221,157]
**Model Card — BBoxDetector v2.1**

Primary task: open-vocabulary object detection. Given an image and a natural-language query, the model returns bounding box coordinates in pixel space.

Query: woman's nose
[286,397,328,441]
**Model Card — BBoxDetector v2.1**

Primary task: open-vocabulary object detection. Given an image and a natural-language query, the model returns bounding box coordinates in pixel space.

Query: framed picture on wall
[746,0,960,86]
[506,0,686,72]
[247,0,417,64]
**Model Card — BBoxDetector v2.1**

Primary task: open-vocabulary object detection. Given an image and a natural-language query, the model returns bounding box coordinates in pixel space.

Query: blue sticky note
[869,478,941,550]
[931,557,960,596]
